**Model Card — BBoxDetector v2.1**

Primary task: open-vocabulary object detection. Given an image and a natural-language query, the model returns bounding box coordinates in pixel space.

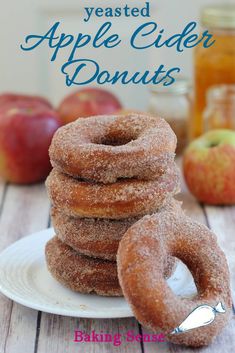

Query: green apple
[183,129,235,205]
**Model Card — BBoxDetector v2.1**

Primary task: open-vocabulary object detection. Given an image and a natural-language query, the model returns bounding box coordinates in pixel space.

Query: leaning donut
[46,236,122,296]
[46,165,180,219]
[49,114,177,183]
[117,204,232,346]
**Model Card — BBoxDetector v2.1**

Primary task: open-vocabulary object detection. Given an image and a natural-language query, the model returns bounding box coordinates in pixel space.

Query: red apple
[183,129,235,205]
[58,88,122,124]
[0,103,62,184]
[0,93,52,109]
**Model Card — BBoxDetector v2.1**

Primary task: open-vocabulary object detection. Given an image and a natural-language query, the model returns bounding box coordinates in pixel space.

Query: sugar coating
[45,113,179,298]
[46,164,180,219]
[51,206,141,260]
[45,236,123,296]
[117,205,232,347]
[46,112,231,347]
[51,203,177,278]
[49,114,177,183]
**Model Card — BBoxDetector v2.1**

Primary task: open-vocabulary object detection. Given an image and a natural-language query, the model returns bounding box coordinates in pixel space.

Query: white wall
[0,0,232,110]
[151,0,234,79]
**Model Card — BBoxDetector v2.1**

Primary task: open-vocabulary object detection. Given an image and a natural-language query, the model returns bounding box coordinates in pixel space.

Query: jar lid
[150,77,191,95]
[201,4,235,29]
[207,84,235,103]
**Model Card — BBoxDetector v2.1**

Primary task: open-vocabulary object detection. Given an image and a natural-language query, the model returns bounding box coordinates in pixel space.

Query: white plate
[0,228,197,318]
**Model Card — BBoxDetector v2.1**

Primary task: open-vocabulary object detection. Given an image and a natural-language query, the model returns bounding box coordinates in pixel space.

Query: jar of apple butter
[192,4,235,139]
[203,84,235,131]
[149,78,191,154]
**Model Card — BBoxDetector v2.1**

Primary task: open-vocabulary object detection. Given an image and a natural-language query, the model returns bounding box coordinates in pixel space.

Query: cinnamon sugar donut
[51,207,140,261]
[49,114,177,183]
[45,236,122,296]
[117,204,232,347]
[51,205,177,278]
[46,165,180,219]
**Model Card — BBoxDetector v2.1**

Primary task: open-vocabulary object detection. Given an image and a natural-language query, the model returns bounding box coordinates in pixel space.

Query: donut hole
[167,259,198,298]
[98,132,138,146]
[100,137,133,146]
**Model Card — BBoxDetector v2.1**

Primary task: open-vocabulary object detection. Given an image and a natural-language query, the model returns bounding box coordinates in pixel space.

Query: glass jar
[149,78,191,154]
[192,4,235,139]
[203,84,235,131]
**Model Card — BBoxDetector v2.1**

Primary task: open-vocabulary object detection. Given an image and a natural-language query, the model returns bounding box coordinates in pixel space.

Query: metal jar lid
[150,77,191,96]
[201,4,235,29]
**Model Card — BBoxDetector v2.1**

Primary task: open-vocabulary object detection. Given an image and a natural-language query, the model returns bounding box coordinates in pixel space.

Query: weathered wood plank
[0,184,50,250]
[204,205,235,300]
[0,182,6,208]
[142,316,235,353]
[0,182,8,353]
[37,315,142,353]
[0,183,50,353]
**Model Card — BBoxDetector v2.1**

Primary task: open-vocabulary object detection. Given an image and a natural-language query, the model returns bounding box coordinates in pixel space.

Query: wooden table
[0,169,234,353]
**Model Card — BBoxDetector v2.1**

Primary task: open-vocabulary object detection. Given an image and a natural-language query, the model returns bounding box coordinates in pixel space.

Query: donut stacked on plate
[45,114,180,296]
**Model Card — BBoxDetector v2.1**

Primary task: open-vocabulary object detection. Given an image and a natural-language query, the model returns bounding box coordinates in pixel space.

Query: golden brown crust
[51,207,140,260]
[45,236,122,296]
[51,205,177,279]
[117,206,232,347]
[49,114,176,183]
[46,165,180,219]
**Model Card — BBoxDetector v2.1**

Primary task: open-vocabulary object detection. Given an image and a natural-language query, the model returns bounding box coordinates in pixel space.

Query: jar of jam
[149,78,191,154]
[203,84,235,131]
[192,4,235,139]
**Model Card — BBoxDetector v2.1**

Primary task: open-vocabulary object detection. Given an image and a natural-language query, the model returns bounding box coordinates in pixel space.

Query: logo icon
[171,302,226,334]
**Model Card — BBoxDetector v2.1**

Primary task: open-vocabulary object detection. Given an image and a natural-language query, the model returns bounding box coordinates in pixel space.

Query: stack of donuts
[45,114,180,296]
[45,113,232,347]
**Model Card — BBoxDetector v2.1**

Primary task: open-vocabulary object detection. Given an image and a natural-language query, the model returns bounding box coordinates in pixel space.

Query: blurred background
[0,0,233,108]
[0,0,235,186]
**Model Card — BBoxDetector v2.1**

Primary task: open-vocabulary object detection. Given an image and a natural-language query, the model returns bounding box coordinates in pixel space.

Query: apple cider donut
[49,114,177,183]
[46,165,180,219]
[117,204,232,347]
[45,236,122,296]
[51,204,177,278]
[51,207,140,261]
